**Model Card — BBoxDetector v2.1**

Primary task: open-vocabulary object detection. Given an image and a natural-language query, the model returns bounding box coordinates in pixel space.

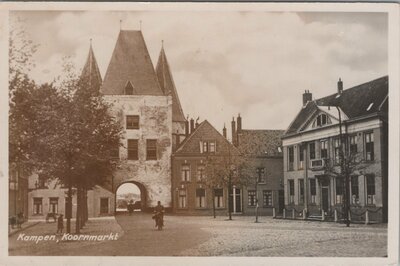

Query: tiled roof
[81,44,102,91]
[101,30,163,95]
[175,120,239,155]
[156,47,186,122]
[238,130,284,157]
[284,76,388,136]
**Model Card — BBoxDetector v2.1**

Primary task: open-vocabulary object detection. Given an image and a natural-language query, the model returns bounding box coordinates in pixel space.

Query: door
[235,188,241,213]
[321,187,329,212]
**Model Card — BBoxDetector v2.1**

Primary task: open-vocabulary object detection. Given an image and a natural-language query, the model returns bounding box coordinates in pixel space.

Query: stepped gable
[102,30,163,95]
[156,46,186,122]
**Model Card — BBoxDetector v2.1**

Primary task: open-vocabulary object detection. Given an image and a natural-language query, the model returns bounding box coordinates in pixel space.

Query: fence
[273,207,382,224]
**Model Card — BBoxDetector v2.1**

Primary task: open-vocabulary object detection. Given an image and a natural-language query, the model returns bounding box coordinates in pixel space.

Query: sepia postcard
[0,2,399,266]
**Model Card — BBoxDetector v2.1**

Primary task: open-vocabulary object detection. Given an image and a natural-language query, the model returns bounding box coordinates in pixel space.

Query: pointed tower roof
[156,45,186,122]
[102,30,163,95]
[81,41,102,91]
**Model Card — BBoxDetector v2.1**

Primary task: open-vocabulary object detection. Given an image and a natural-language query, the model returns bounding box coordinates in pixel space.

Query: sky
[10,11,388,137]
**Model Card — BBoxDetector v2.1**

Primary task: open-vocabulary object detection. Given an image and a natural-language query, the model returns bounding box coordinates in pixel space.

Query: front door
[321,187,329,212]
[229,188,242,213]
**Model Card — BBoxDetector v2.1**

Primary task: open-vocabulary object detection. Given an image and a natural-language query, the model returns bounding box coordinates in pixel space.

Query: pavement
[8,213,387,257]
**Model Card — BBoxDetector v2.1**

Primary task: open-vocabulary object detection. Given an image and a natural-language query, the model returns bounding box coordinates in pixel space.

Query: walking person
[153,201,165,230]
[57,214,64,234]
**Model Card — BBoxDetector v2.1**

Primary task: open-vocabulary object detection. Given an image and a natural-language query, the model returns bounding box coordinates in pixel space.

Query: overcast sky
[11,11,388,137]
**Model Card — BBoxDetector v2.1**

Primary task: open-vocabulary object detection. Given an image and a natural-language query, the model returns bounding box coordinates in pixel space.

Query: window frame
[181,164,191,182]
[146,139,157,160]
[263,190,273,207]
[214,188,224,208]
[365,132,374,161]
[248,190,257,207]
[195,188,206,208]
[126,115,140,130]
[127,139,139,160]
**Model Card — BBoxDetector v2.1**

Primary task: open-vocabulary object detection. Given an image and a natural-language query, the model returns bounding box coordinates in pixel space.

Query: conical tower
[81,40,102,92]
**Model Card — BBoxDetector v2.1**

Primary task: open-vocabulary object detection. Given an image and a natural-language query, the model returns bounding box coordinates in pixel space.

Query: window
[351,176,359,204]
[181,164,190,182]
[146,139,157,160]
[201,141,216,153]
[316,114,328,127]
[36,174,48,189]
[197,165,205,182]
[334,138,341,165]
[263,190,273,207]
[299,179,304,204]
[309,143,316,160]
[365,132,374,161]
[209,141,216,153]
[320,140,328,159]
[49,197,58,213]
[127,139,138,160]
[125,81,134,95]
[349,135,358,155]
[126,115,139,129]
[214,189,224,208]
[366,175,375,205]
[288,146,294,171]
[100,198,109,214]
[298,145,304,169]
[33,198,42,215]
[336,178,343,204]
[288,180,294,204]
[196,188,206,208]
[248,190,257,206]
[178,190,186,208]
[310,179,316,204]
[256,168,265,183]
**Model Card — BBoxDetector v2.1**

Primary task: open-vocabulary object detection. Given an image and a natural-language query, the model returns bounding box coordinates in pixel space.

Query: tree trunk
[75,184,81,234]
[66,176,72,234]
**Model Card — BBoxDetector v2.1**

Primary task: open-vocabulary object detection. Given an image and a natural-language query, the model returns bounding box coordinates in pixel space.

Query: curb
[8,222,40,237]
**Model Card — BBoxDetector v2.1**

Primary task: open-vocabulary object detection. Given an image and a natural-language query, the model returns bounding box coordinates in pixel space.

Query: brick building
[230,115,284,216]
[171,120,239,215]
[282,76,388,222]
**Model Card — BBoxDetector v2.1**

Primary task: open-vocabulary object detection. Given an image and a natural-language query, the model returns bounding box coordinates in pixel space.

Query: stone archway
[115,181,148,213]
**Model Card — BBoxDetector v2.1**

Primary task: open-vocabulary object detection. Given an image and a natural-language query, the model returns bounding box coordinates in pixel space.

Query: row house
[231,115,284,215]
[171,120,238,215]
[282,76,388,222]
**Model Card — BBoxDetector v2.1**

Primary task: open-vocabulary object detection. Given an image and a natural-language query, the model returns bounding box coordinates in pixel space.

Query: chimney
[302,90,312,106]
[195,117,200,128]
[223,124,227,139]
[231,117,236,146]
[185,119,189,137]
[190,118,195,134]
[237,114,242,133]
[338,78,343,94]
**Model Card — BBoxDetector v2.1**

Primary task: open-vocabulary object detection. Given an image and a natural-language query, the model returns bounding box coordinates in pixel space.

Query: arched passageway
[115,182,147,214]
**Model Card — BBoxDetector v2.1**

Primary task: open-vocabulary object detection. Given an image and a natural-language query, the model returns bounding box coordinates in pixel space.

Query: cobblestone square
[9,213,387,257]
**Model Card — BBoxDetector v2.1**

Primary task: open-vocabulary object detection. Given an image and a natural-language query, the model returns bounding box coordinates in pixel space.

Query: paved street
[9,213,387,256]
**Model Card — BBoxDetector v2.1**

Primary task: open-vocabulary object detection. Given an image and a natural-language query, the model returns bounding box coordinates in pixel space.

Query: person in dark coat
[57,214,64,234]
[153,201,165,228]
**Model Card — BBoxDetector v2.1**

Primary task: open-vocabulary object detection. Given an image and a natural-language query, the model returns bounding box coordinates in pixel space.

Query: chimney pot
[237,114,242,133]
[223,124,227,139]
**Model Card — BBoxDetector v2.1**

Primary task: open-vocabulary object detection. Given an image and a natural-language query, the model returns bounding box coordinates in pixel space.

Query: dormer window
[125,81,134,95]
[312,113,331,128]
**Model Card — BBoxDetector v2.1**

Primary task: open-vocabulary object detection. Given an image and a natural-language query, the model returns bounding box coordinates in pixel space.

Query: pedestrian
[17,212,24,229]
[57,214,64,234]
[153,201,165,229]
